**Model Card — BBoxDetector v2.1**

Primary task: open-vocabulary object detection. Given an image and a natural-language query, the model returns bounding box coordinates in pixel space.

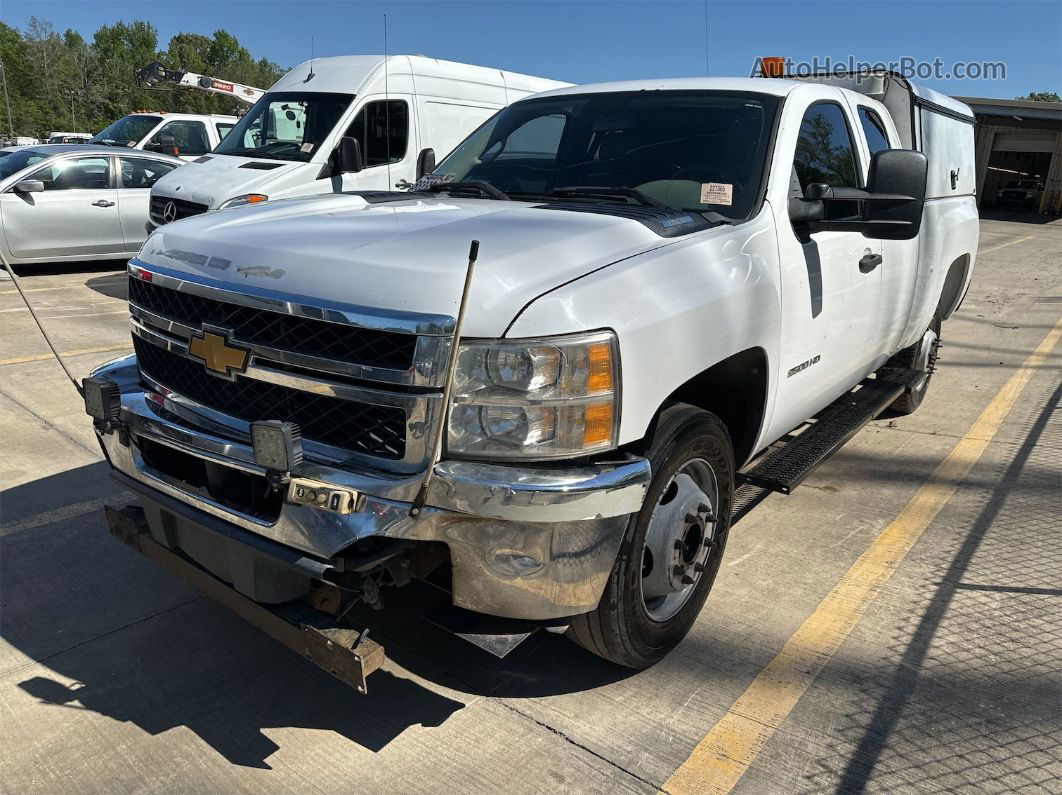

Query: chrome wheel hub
[640,459,719,622]
[915,326,940,390]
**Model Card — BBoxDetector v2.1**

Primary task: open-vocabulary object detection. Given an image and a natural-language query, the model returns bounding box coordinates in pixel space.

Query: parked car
[146,55,569,227]
[89,112,236,160]
[87,71,977,685]
[47,132,94,145]
[997,178,1042,210]
[0,144,183,265]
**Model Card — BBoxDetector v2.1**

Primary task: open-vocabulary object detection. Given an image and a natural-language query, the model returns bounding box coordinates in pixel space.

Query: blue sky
[5,0,1060,99]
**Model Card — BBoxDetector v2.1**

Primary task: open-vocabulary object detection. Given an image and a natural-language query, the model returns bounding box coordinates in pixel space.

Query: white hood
[151,154,314,208]
[138,194,674,337]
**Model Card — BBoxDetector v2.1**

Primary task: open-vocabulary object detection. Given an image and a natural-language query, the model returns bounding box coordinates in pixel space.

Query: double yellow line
[663,317,1062,795]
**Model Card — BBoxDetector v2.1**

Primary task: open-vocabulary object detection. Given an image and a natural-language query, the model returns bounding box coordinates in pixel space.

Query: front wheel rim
[639,457,720,622]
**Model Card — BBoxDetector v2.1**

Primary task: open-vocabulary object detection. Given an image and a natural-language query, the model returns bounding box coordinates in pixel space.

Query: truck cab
[89,112,237,160]
[88,72,978,679]
[144,55,570,227]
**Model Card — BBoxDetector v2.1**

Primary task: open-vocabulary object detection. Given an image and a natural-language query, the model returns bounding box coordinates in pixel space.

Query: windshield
[430,90,780,219]
[214,91,354,162]
[90,115,162,146]
[0,149,50,180]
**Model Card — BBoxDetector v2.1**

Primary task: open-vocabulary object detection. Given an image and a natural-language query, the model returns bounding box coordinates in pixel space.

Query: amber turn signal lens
[587,342,613,393]
[583,402,613,446]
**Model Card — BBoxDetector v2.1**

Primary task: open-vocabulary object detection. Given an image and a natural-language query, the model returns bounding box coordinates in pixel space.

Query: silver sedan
[0,145,184,265]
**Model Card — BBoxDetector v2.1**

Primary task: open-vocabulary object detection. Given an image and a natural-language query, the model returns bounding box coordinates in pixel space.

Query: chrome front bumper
[91,356,650,619]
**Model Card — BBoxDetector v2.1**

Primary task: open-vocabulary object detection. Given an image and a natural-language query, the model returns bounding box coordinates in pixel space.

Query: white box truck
[146,55,569,226]
[87,69,977,687]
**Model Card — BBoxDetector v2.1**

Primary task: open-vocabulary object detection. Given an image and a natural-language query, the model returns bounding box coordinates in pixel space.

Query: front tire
[567,404,734,668]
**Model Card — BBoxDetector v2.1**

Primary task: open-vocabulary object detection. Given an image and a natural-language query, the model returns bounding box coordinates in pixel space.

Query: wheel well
[937,253,971,320]
[648,348,768,466]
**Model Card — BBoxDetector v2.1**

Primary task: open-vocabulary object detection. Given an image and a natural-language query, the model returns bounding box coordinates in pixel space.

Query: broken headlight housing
[447,330,619,460]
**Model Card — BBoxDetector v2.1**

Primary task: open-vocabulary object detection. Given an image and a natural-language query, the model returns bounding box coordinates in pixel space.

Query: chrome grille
[128,276,416,370]
[133,336,407,459]
[149,195,208,225]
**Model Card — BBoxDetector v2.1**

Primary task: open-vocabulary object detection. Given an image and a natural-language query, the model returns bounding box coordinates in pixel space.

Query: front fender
[506,209,781,447]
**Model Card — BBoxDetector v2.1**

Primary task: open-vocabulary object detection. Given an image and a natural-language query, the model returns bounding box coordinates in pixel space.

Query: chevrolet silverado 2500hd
[86,72,977,682]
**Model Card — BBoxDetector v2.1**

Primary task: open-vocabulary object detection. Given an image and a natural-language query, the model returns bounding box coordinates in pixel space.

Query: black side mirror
[863,149,928,240]
[416,148,436,180]
[788,149,928,241]
[12,179,45,193]
[338,136,363,174]
[147,135,178,156]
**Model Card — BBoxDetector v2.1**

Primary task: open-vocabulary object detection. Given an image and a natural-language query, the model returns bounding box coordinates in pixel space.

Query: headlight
[447,331,619,460]
[218,193,268,210]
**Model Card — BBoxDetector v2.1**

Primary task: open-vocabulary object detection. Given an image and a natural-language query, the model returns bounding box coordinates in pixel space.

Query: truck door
[772,98,885,429]
[853,103,920,356]
[337,97,417,191]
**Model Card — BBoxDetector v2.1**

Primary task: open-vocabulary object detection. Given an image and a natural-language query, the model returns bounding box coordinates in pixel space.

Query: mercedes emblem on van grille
[162,201,178,223]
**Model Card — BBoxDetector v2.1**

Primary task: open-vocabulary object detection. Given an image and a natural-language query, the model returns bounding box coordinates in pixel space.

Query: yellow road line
[662,316,1062,795]
[978,234,1032,255]
[0,343,132,367]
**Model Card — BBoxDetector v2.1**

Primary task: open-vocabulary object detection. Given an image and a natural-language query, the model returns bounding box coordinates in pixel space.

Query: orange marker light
[760,57,786,78]
[587,342,613,393]
[583,403,613,447]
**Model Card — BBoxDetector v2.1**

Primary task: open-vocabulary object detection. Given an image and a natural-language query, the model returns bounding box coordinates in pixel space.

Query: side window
[31,157,111,190]
[150,120,211,156]
[216,122,235,140]
[794,102,859,191]
[344,100,409,167]
[858,108,891,156]
[119,157,178,189]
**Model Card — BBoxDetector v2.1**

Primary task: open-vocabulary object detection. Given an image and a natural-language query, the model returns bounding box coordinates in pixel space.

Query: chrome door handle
[92,200,115,208]
[858,253,882,273]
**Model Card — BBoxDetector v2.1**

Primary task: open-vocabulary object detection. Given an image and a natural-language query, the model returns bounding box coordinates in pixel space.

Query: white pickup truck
[87,71,977,685]
[89,112,237,159]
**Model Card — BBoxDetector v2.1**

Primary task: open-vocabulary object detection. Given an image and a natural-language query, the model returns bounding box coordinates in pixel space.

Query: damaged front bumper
[91,355,650,620]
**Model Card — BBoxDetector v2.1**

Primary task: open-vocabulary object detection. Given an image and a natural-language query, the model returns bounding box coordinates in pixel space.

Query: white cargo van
[89,112,238,160]
[146,55,569,226]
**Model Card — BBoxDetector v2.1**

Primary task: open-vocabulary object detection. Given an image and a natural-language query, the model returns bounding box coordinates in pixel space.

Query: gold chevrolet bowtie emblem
[187,328,249,378]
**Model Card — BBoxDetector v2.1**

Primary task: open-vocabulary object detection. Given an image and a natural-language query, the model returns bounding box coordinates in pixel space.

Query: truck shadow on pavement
[2,462,633,769]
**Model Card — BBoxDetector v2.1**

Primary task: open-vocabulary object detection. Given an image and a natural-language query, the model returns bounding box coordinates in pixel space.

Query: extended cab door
[850,101,920,357]
[770,94,886,432]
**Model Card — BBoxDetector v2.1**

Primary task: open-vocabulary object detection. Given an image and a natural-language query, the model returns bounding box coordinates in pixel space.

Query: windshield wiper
[425,181,511,201]
[550,186,665,208]
[219,147,285,160]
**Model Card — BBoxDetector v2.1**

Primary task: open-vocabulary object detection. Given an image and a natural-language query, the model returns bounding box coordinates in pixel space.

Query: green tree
[1015,91,1061,102]
[0,18,284,139]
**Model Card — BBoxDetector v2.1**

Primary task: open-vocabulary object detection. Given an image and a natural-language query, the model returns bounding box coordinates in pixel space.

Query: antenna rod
[383,14,391,188]
[703,0,709,77]
[409,240,481,518]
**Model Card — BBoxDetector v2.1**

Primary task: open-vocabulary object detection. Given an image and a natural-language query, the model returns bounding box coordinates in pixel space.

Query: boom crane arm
[135,61,265,106]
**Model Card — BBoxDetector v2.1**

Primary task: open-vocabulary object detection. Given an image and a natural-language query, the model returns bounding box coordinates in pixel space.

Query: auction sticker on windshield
[700,182,733,205]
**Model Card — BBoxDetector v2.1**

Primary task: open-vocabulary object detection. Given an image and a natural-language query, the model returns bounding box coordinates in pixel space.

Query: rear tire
[889,316,941,415]
[567,404,734,668]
